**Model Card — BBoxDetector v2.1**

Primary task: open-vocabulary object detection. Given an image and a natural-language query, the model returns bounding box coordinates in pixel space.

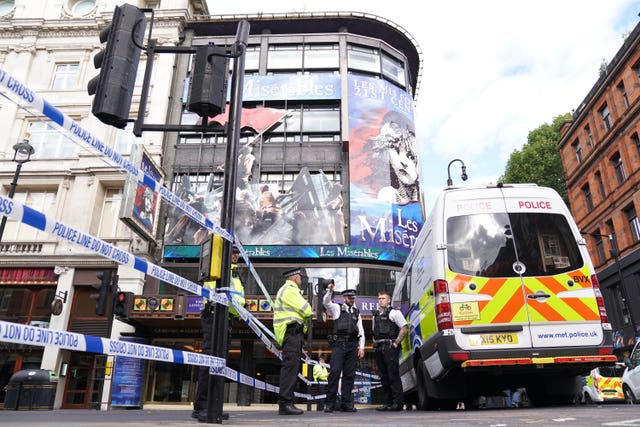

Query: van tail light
[434,279,453,330]
[591,274,609,324]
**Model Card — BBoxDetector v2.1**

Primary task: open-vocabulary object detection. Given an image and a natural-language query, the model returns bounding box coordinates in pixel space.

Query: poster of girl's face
[347,74,424,259]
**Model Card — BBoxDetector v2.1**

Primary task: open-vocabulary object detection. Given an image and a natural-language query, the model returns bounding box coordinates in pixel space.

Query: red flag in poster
[207,106,288,133]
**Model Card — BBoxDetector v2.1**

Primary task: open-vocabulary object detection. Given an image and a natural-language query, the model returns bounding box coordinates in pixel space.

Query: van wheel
[624,385,637,404]
[583,393,593,405]
[416,363,439,410]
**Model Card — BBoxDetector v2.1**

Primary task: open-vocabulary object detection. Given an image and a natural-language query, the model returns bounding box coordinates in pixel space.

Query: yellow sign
[451,301,480,321]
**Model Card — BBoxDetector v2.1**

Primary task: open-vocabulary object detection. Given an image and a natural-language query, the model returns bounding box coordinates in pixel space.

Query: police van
[394,184,616,409]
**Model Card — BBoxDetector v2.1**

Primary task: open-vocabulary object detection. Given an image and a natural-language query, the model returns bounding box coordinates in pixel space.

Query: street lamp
[0,133,35,242]
[580,230,636,332]
[447,158,468,186]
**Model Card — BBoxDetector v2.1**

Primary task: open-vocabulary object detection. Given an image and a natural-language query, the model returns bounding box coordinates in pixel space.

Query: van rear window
[447,212,582,277]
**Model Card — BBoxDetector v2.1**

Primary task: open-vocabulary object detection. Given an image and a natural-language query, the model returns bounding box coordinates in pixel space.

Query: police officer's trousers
[278,325,304,405]
[374,342,403,406]
[326,339,358,409]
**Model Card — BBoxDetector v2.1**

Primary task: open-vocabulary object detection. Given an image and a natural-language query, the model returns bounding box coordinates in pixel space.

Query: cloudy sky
[208,0,639,208]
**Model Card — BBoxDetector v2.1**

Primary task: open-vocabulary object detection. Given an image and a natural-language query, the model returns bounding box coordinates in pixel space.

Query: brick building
[559,22,640,352]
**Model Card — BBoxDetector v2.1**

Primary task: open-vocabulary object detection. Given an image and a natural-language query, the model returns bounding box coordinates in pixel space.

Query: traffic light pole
[206,21,250,425]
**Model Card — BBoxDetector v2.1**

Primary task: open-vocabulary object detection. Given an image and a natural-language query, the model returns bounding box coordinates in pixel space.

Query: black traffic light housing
[90,271,113,316]
[198,234,223,282]
[187,45,228,117]
[87,4,147,129]
[113,291,134,319]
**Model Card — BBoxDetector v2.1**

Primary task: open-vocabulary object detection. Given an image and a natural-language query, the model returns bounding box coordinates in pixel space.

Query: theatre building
[0,0,423,409]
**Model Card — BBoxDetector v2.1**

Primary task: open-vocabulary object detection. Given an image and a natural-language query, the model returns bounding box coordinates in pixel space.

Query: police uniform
[273,268,312,415]
[194,249,245,421]
[372,305,407,411]
[313,358,329,411]
[322,288,365,412]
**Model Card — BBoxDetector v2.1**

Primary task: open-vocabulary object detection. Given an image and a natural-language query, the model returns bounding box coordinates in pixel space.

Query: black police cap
[341,289,357,297]
[283,268,302,278]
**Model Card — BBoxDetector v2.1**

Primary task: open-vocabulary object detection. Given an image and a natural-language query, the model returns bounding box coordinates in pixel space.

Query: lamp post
[580,230,636,333]
[447,158,468,186]
[0,134,35,242]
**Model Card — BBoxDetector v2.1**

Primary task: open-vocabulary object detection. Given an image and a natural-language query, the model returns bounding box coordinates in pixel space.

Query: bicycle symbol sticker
[452,301,480,321]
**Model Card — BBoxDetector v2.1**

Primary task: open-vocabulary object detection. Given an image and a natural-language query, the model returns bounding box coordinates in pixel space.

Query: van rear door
[443,186,603,350]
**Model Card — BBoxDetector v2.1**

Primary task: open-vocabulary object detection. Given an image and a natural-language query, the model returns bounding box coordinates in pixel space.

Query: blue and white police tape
[0,320,224,369]
[210,363,380,401]
[0,193,226,306]
[0,66,273,306]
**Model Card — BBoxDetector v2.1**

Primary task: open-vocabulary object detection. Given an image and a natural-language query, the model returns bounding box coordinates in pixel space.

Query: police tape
[0,193,228,306]
[0,319,376,402]
[210,364,381,401]
[0,320,224,369]
[0,67,272,306]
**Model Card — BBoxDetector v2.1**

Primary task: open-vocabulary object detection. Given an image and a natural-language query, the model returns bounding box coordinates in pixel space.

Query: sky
[206,0,639,209]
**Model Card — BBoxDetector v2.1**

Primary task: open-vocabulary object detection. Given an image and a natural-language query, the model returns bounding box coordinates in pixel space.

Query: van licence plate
[469,333,518,346]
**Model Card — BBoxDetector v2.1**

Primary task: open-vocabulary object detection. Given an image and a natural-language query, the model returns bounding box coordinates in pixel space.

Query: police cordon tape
[0,318,378,401]
[0,320,224,369]
[0,67,272,306]
[0,191,377,386]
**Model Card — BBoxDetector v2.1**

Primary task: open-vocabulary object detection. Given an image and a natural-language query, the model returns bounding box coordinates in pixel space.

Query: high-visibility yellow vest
[273,279,312,346]
[313,363,328,381]
[203,263,245,317]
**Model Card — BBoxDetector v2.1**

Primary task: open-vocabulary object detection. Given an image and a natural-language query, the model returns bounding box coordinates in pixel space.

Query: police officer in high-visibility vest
[193,246,245,422]
[372,289,408,412]
[274,268,312,415]
[322,282,365,413]
[313,355,329,411]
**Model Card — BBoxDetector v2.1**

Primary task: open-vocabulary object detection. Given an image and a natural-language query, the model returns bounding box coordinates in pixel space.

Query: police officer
[193,246,245,422]
[372,289,408,411]
[273,268,312,415]
[313,355,329,411]
[322,282,365,413]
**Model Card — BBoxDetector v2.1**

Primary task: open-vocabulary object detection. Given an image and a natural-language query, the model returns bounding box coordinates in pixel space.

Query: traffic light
[113,291,134,319]
[187,45,228,117]
[198,234,224,282]
[87,4,147,129]
[90,271,113,316]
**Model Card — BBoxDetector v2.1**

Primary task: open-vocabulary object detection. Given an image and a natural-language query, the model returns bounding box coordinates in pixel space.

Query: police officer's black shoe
[323,406,333,413]
[387,403,403,411]
[341,405,357,412]
[191,410,199,419]
[196,410,229,422]
[376,405,390,411]
[278,403,303,415]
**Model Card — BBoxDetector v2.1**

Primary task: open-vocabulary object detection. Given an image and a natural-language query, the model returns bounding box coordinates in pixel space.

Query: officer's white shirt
[323,291,365,350]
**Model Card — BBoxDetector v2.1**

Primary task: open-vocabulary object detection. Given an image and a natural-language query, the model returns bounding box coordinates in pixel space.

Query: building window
[582,184,593,210]
[624,204,640,243]
[633,133,640,159]
[605,220,618,253]
[572,139,582,164]
[617,81,629,109]
[634,60,640,80]
[593,229,606,264]
[304,44,339,70]
[610,152,626,184]
[244,46,260,71]
[115,122,142,155]
[0,1,15,16]
[584,124,594,148]
[1,189,56,240]
[347,44,381,74]
[595,171,606,201]
[612,284,631,326]
[68,0,96,16]
[97,188,125,238]
[51,63,79,90]
[381,52,406,87]
[267,45,303,70]
[28,121,75,158]
[600,104,613,131]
